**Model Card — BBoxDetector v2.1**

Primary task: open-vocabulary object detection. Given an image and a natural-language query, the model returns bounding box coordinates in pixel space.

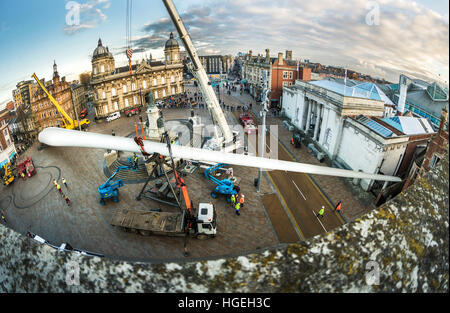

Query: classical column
[314,102,321,141]
[305,98,312,132]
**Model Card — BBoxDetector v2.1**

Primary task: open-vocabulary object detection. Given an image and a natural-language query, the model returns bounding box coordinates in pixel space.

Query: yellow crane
[31,73,90,130]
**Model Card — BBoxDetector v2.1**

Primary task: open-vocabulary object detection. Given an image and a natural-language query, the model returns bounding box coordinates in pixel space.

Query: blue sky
[0,0,448,106]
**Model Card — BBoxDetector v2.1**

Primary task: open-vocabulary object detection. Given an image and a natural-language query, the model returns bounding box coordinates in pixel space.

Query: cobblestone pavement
[0,101,278,262]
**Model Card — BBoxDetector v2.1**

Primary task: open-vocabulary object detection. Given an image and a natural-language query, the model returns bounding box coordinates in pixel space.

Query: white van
[106,112,120,123]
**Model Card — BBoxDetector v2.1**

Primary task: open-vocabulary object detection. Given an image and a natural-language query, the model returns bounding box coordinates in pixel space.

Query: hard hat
[242,194,245,198]
[322,206,325,209]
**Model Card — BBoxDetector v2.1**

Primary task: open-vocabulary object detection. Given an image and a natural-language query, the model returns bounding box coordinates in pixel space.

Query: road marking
[292,180,306,200]
[312,210,327,232]
[266,172,305,241]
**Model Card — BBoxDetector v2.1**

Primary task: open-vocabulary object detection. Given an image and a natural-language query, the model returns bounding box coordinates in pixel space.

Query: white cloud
[64,0,111,35]
[132,0,448,84]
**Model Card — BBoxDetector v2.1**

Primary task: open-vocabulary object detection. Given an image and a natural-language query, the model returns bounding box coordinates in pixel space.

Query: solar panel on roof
[358,116,394,137]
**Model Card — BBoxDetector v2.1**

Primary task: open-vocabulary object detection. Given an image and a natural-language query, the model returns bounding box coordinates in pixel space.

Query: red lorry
[17,157,36,179]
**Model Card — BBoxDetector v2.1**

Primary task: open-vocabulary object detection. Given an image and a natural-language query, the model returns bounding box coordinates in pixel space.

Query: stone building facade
[30,62,76,131]
[0,108,17,168]
[91,33,185,119]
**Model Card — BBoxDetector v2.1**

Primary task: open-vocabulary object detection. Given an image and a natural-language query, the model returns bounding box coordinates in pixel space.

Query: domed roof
[165,32,179,49]
[93,38,113,59]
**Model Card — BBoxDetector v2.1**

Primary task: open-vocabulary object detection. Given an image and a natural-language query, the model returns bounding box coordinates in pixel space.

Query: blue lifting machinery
[98,166,131,205]
[204,163,240,201]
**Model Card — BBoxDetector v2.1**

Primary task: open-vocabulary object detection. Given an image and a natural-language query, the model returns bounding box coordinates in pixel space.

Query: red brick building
[244,50,311,107]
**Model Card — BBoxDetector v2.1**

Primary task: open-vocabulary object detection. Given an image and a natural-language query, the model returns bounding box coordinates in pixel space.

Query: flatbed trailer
[111,209,186,237]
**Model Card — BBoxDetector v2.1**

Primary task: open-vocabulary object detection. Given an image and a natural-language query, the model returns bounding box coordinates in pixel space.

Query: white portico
[282,79,387,160]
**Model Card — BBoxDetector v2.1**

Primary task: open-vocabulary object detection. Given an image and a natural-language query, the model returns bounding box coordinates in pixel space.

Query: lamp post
[257,70,269,193]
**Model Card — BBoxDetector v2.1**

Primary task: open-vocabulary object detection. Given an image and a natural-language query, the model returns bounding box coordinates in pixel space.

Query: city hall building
[91,33,185,119]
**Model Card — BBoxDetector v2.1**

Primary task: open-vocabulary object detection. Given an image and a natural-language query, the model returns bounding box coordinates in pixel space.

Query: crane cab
[195,203,217,239]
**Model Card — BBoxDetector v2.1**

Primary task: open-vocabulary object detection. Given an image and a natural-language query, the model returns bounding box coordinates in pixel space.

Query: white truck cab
[196,203,217,238]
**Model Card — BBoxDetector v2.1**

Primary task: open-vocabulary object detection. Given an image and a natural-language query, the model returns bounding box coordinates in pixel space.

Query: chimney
[278,52,284,65]
[265,49,270,63]
[257,54,261,62]
[249,50,253,59]
[285,50,292,61]
[438,107,448,133]
[397,74,408,114]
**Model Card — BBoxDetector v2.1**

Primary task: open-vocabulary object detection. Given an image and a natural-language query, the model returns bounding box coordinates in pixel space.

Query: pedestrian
[335,201,342,212]
[56,184,62,195]
[64,195,71,206]
[53,179,57,187]
[62,177,68,189]
[1,209,6,224]
[239,194,245,208]
[230,194,236,207]
[316,206,325,218]
[112,130,115,136]
[235,202,241,216]
[21,172,26,180]
[133,153,139,169]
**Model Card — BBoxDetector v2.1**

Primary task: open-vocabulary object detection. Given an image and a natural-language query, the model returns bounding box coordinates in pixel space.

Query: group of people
[53,177,71,206]
[230,193,245,216]
[316,201,342,218]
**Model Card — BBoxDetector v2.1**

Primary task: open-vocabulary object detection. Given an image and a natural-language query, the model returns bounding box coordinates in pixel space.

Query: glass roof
[356,116,394,138]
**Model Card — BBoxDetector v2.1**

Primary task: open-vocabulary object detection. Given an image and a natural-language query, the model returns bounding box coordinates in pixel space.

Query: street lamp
[257,70,270,193]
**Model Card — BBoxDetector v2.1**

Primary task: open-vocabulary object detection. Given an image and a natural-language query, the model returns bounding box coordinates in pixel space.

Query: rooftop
[381,116,435,135]
[309,79,394,104]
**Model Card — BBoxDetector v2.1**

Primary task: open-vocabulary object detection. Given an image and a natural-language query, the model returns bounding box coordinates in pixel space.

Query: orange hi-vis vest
[239,197,245,204]
[336,202,342,211]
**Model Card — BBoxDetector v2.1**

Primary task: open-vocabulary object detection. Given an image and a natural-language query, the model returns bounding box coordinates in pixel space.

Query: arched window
[154,91,158,99]
[101,65,105,73]
[162,89,166,97]
[112,88,116,97]
[161,77,165,84]
[123,85,127,93]
[153,78,157,86]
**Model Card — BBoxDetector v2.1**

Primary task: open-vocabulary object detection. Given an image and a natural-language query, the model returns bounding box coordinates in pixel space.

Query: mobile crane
[31,73,90,130]
[162,0,239,152]
[98,165,132,205]
[110,114,217,240]
[2,162,15,186]
[204,163,240,200]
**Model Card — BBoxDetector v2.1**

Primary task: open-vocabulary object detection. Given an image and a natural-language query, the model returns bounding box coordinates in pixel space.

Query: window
[132,83,136,91]
[1,120,5,127]
[167,55,170,61]
[154,91,158,99]
[143,81,147,89]
[104,105,108,114]
[172,87,175,95]
[283,71,289,79]
[289,82,293,86]
[125,98,129,107]
[171,75,175,83]
[430,155,441,168]
[112,88,116,96]
[153,78,157,86]
[114,102,118,111]
[289,71,293,79]
[123,85,127,93]
[283,82,288,87]
[162,89,166,97]
[101,65,105,73]
[161,77,165,84]
[94,67,97,75]
[133,96,138,105]
[102,91,106,99]
[174,54,178,60]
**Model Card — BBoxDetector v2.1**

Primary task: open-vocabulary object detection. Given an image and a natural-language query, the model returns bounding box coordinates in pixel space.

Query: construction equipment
[204,163,240,200]
[162,0,239,152]
[111,113,217,240]
[16,157,36,178]
[2,162,15,186]
[98,166,131,205]
[31,73,90,130]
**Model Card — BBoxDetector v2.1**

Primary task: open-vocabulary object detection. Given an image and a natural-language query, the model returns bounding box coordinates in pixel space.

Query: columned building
[91,33,185,119]
[282,78,436,191]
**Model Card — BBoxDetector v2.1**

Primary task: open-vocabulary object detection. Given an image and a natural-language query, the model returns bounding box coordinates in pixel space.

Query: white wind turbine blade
[39,128,402,182]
